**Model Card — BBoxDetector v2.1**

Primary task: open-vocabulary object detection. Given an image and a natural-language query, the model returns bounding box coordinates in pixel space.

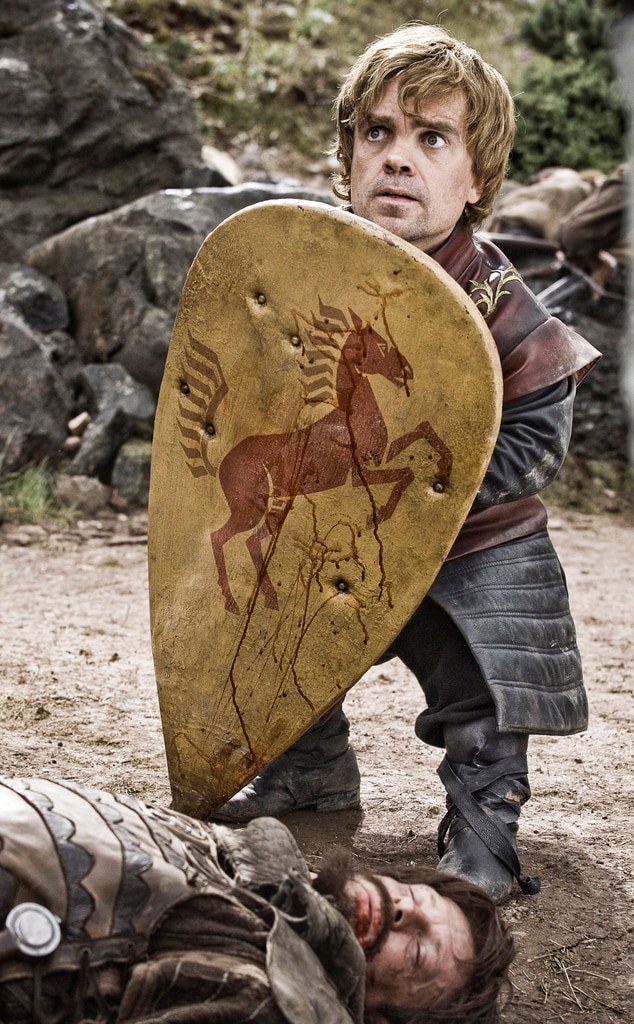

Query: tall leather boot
[211,701,360,822]
[436,715,540,902]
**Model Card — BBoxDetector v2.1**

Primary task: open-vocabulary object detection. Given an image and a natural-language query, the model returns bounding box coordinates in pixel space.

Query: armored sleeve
[473,377,575,508]
[433,224,600,559]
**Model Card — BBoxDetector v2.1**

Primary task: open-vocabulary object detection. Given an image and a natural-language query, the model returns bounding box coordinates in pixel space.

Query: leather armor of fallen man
[0,775,514,1024]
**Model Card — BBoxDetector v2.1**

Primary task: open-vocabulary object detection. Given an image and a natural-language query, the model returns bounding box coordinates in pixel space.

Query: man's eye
[409,935,425,971]
[368,126,386,141]
[425,132,446,148]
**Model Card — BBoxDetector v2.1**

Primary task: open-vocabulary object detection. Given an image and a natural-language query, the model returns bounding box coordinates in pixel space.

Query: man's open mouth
[379,189,416,200]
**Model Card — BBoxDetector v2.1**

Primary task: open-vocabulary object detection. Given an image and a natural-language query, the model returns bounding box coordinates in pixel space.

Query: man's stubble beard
[351,184,433,249]
[312,847,395,961]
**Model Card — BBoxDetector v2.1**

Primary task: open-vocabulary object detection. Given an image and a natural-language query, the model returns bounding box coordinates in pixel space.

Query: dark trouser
[284,701,352,766]
[288,596,494,762]
[388,595,495,748]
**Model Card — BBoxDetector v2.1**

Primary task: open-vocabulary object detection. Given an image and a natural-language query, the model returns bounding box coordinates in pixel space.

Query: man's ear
[467,177,483,205]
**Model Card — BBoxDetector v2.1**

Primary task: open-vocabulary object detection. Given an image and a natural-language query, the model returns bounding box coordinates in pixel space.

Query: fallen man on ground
[0,775,514,1023]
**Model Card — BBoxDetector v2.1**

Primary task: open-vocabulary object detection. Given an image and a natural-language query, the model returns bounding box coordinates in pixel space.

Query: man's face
[349,80,482,253]
[345,872,474,1015]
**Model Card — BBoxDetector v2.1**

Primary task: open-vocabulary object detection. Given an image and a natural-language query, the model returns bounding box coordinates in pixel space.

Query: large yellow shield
[148,200,502,817]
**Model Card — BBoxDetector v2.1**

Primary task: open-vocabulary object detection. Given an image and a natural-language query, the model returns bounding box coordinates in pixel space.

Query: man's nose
[393,893,427,929]
[383,143,414,174]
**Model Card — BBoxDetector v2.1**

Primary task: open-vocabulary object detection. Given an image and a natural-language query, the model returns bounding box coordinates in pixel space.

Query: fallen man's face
[312,853,474,1016]
[345,873,474,1015]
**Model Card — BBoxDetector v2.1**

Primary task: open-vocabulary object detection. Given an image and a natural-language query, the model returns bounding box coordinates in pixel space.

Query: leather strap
[0,933,148,984]
[437,756,540,895]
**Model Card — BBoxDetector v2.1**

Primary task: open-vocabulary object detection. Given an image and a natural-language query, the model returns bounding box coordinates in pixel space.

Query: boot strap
[437,756,540,896]
[449,753,528,793]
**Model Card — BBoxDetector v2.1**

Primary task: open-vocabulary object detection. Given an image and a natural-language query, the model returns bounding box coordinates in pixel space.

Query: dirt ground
[0,504,632,1022]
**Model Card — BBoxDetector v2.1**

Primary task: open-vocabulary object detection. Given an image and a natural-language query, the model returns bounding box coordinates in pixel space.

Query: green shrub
[512,0,626,179]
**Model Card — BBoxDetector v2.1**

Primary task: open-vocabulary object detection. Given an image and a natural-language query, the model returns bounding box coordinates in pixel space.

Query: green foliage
[102,0,626,179]
[512,0,626,179]
[193,7,348,156]
[0,463,79,527]
[102,0,537,163]
[520,0,611,62]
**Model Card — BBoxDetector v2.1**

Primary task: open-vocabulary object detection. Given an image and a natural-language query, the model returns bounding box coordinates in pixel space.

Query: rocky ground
[0,504,632,1022]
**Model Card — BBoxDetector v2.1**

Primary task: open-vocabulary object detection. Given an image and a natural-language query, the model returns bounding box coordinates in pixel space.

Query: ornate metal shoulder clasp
[468,266,522,319]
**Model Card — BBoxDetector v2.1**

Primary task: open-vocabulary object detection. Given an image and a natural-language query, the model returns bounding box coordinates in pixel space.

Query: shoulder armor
[0,777,224,939]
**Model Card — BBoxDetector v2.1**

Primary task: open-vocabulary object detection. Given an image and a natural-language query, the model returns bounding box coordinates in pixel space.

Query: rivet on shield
[256,293,266,305]
[179,381,190,395]
[290,335,301,347]
[205,423,216,436]
[433,481,445,493]
[336,580,349,592]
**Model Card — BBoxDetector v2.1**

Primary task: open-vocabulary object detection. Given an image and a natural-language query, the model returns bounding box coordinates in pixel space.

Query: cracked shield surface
[148,200,502,817]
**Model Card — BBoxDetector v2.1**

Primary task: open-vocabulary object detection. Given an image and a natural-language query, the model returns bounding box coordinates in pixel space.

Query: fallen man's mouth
[351,881,383,950]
